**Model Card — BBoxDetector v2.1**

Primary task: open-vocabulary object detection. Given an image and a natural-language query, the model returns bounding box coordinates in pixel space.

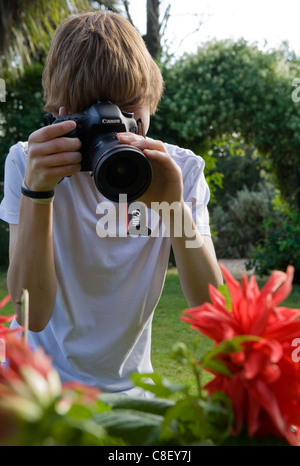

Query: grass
[1,266,300,397]
[151,268,213,393]
[0,269,14,317]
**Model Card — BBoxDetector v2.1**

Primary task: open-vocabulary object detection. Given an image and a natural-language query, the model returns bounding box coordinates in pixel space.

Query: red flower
[56,381,100,415]
[0,294,102,444]
[0,335,62,420]
[0,334,101,425]
[181,264,300,446]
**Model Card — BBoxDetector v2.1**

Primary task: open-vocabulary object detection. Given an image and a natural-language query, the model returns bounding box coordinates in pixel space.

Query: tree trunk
[144,0,161,60]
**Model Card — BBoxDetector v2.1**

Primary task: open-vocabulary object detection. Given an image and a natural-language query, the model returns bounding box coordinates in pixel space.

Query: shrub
[247,210,300,283]
[0,63,44,177]
[211,184,275,258]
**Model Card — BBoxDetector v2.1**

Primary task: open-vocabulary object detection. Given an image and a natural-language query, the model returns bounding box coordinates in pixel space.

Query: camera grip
[50,118,78,138]
[44,112,79,138]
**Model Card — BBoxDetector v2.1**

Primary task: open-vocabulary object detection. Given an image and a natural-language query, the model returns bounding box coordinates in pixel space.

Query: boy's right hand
[24,117,82,192]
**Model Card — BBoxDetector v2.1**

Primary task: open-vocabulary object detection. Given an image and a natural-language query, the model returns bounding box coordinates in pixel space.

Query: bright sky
[126,0,300,57]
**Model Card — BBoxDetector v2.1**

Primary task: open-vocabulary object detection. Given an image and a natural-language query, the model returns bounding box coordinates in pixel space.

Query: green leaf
[218,284,232,310]
[161,399,206,443]
[171,341,189,364]
[161,392,234,445]
[93,409,164,446]
[203,358,233,377]
[131,373,188,398]
[99,393,174,416]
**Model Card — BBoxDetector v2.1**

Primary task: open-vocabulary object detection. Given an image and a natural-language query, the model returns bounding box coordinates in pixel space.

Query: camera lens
[106,155,139,189]
[92,138,152,202]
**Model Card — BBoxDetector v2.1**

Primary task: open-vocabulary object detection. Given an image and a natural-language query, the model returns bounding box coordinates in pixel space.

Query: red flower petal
[0,295,11,309]
[259,266,294,309]
[255,379,287,436]
[219,263,243,321]
[246,386,261,436]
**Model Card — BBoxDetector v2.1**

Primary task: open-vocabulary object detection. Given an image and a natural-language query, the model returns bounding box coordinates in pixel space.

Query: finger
[117,132,144,144]
[132,137,165,152]
[59,106,68,115]
[42,151,82,168]
[143,149,182,178]
[41,162,82,180]
[117,133,166,153]
[29,120,77,144]
[143,149,170,165]
[28,151,82,179]
[30,136,82,157]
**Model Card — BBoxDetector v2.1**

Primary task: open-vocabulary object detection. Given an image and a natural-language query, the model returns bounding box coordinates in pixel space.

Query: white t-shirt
[0,141,211,394]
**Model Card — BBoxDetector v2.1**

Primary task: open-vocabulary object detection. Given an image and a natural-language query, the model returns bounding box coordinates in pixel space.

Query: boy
[0,11,222,395]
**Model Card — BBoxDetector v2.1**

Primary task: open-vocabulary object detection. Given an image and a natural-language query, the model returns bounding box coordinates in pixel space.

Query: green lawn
[1,267,300,397]
[0,269,14,317]
[151,268,213,392]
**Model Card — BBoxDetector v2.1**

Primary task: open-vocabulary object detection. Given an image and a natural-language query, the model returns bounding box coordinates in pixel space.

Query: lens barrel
[91,135,152,202]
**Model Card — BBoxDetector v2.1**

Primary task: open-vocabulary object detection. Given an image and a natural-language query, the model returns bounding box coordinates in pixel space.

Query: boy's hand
[117,133,183,207]
[25,108,82,191]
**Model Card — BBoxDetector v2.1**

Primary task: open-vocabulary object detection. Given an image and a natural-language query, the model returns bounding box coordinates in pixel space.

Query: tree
[0,0,119,74]
[149,39,300,208]
[121,0,171,60]
[144,0,161,59]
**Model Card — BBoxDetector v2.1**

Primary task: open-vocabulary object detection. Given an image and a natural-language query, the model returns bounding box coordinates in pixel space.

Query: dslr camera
[44,101,152,202]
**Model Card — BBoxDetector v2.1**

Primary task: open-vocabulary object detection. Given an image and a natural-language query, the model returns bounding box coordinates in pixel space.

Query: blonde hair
[43,11,164,115]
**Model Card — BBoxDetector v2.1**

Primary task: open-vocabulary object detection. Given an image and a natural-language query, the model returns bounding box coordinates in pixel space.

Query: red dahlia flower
[181,264,300,446]
[0,335,62,421]
[0,294,99,434]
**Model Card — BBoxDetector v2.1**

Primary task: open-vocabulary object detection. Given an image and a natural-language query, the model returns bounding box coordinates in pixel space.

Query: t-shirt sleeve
[0,142,26,225]
[186,166,211,236]
[167,144,211,236]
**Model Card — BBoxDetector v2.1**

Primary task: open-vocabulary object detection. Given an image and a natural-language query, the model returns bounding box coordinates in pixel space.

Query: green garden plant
[211,184,276,259]
[247,209,300,283]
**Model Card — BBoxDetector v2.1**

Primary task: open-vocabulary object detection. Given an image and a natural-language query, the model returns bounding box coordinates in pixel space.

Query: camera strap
[127,202,151,236]
[136,119,146,138]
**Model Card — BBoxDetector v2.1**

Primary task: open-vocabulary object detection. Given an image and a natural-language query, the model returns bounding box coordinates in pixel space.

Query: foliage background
[0,1,300,280]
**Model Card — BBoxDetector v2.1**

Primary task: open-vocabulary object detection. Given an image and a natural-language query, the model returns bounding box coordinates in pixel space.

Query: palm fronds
[0,0,118,74]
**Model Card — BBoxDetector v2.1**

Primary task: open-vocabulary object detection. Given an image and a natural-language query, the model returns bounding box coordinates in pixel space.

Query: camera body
[44,101,152,202]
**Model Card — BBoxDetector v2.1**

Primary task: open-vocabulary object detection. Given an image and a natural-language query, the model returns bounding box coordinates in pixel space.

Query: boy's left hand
[117,133,183,207]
